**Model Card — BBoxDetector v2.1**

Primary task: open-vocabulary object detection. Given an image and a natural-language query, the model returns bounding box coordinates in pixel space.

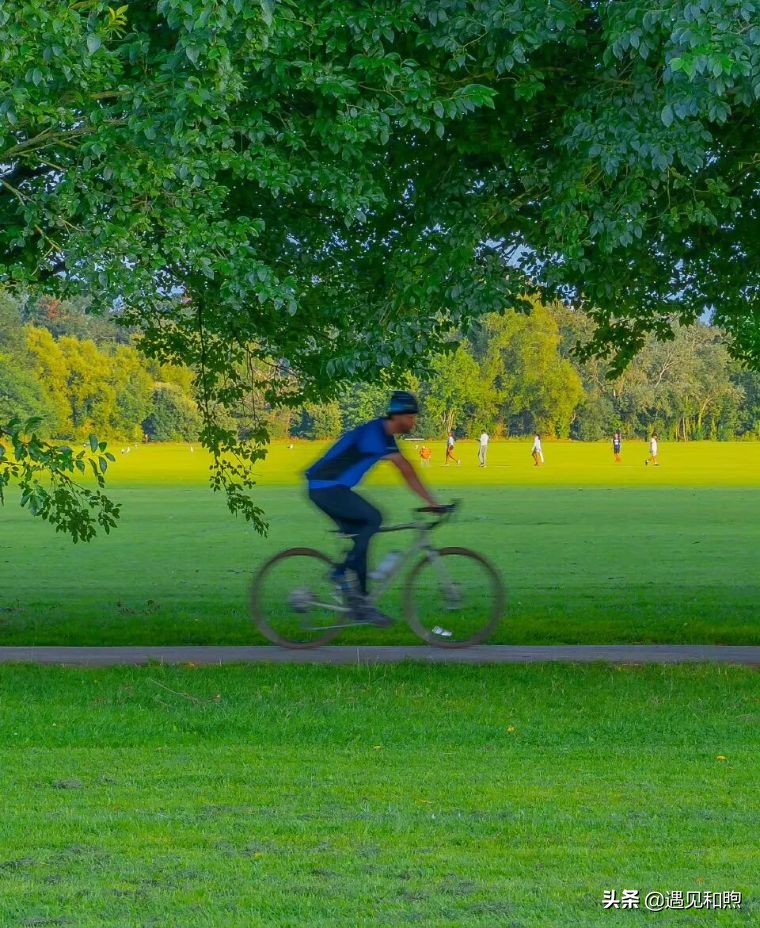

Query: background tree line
[0,291,199,443]
[1,290,758,444]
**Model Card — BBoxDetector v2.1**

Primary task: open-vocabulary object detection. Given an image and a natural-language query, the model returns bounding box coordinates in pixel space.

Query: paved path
[0,645,758,666]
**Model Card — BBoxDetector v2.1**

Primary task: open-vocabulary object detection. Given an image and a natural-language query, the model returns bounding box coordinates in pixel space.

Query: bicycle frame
[301,514,455,625]
[365,521,441,604]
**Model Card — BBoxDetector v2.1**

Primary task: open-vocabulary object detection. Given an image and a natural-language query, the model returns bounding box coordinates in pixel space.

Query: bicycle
[250,502,505,648]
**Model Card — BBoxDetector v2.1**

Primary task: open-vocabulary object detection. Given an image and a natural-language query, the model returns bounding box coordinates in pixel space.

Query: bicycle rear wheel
[250,548,343,648]
[404,547,505,647]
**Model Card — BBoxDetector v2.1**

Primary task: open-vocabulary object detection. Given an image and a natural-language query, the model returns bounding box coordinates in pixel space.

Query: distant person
[478,430,489,467]
[612,429,622,463]
[645,433,659,466]
[419,444,432,467]
[531,433,544,466]
[445,430,461,466]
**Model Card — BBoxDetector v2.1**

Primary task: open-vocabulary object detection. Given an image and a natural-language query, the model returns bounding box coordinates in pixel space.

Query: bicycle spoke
[404,548,504,647]
[251,549,343,647]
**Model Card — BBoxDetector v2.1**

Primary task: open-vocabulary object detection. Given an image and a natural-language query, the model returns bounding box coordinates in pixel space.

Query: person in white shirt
[646,433,659,466]
[445,430,461,466]
[478,431,489,467]
[531,433,544,466]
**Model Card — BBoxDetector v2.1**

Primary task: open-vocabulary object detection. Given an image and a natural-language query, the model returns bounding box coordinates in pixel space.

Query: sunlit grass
[101,439,760,489]
[2,441,758,646]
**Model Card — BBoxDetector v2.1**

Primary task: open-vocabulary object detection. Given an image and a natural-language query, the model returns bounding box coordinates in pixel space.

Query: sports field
[3,440,759,646]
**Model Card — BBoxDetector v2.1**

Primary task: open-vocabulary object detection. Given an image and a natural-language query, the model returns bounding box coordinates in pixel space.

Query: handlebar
[375,501,459,535]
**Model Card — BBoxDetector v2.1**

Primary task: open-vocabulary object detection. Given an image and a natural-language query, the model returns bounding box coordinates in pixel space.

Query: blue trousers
[309,487,382,594]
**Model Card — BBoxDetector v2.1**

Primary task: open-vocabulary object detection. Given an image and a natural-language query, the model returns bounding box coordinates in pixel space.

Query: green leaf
[86,34,101,55]
[661,104,674,127]
[89,434,99,453]
[260,0,274,26]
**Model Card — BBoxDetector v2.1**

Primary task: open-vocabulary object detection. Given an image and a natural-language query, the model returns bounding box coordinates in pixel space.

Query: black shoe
[353,603,394,628]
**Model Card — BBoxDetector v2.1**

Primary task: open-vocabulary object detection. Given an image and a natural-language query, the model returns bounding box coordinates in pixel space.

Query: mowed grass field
[0,663,757,927]
[2,443,758,927]
[2,439,759,645]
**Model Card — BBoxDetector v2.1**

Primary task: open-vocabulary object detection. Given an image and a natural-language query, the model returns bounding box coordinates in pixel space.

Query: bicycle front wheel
[404,547,505,647]
[250,548,342,648]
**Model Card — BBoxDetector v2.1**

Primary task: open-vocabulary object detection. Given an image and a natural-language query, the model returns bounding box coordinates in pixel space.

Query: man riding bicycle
[306,390,448,626]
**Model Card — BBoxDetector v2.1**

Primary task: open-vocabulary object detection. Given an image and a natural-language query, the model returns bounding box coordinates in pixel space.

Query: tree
[476,303,584,437]
[421,344,483,437]
[339,384,389,432]
[4,3,760,358]
[4,2,760,530]
[2,301,120,541]
[556,306,746,440]
[109,345,154,439]
[732,369,760,438]
[0,418,119,542]
[22,295,131,344]
[294,402,343,440]
[0,359,50,427]
[26,327,75,436]
[0,292,54,427]
[58,336,116,438]
[554,307,620,441]
[627,324,743,440]
[142,384,201,442]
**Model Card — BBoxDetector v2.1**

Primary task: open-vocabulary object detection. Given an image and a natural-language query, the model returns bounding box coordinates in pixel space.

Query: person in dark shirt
[306,391,445,626]
[613,429,622,463]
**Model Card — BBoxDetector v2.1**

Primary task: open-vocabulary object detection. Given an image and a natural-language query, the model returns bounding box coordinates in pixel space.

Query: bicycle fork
[424,548,462,610]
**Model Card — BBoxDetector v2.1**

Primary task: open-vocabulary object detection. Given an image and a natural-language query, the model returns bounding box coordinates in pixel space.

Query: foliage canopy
[2,0,760,531]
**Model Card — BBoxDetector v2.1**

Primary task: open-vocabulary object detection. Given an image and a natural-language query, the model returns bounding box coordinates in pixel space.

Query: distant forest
[1,290,758,442]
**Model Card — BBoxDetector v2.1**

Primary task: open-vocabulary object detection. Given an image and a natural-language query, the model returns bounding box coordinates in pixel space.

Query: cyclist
[306,390,446,626]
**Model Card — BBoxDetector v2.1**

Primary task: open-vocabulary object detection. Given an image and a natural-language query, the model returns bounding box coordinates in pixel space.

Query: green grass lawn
[2,440,759,645]
[0,663,756,927]
[3,444,757,926]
